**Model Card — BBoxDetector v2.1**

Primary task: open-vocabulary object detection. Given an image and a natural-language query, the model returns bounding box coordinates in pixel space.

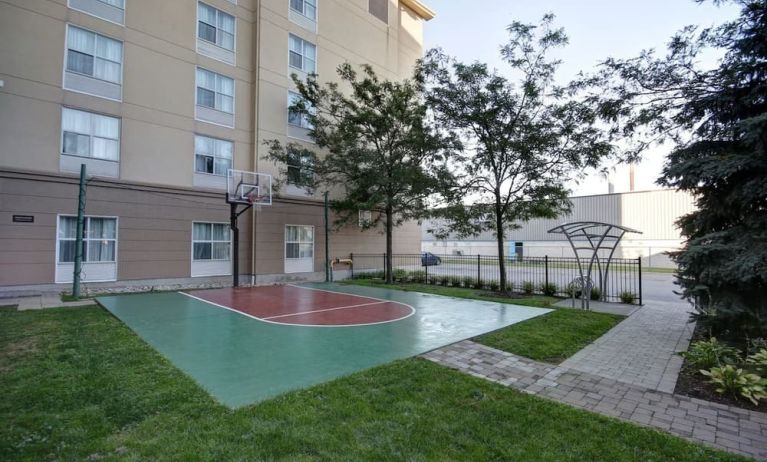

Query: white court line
[262,301,387,320]
[178,285,416,328]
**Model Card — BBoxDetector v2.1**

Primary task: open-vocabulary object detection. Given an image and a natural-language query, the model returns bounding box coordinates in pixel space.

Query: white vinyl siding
[288,34,316,74]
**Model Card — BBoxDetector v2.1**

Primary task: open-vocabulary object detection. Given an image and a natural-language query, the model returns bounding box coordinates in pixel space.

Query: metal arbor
[548,221,641,309]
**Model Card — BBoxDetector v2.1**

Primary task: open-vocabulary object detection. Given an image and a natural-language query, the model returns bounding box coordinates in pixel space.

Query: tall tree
[420,14,613,292]
[584,0,767,337]
[265,63,454,283]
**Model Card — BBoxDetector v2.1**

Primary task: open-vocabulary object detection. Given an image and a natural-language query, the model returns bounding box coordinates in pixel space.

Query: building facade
[422,189,696,268]
[0,0,433,293]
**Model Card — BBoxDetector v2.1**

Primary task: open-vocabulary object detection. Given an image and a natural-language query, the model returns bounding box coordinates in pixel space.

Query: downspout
[250,0,262,285]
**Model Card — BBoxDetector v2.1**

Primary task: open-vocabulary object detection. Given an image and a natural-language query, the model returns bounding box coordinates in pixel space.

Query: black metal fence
[347,253,642,305]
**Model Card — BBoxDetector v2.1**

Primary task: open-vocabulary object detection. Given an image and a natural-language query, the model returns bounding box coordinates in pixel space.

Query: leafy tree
[585,0,766,337]
[265,63,454,283]
[419,14,613,292]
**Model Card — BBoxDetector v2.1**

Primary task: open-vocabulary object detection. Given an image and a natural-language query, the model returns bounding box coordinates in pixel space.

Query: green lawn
[344,280,623,363]
[0,306,744,461]
[344,279,556,308]
[475,309,624,363]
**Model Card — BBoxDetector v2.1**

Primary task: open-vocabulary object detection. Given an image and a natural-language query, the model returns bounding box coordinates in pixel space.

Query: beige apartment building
[0,0,433,292]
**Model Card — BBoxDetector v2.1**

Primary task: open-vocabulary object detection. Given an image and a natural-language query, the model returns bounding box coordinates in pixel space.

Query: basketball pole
[72,164,87,299]
[229,199,253,288]
[324,191,330,282]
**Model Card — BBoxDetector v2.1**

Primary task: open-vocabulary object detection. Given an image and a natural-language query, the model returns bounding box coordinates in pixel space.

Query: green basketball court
[97,283,551,408]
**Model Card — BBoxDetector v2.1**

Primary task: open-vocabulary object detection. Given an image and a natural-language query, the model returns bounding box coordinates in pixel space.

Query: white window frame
[67,0,126,26]
[192,222,232,262]
[195,67,235,115]
[287,91,314,129]
[60,107,121,162]
[358,210,372,227]
[64,24,123,85]
[194,134,233,177]
[55,215,119,264]
[197,1,236,52]
[284,224,314,260]
[289,0,317,20]
[288,34,316,74]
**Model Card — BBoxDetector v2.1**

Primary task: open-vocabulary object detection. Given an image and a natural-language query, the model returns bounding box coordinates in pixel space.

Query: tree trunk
[495,199,507,293]
[385,205,394,284]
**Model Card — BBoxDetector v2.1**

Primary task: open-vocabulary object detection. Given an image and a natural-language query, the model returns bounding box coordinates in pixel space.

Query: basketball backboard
[226,169,272,206]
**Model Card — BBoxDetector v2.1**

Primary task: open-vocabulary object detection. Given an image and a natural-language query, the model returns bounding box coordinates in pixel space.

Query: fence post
[350,253,354,279]
[477,254,481,285]
[545,255,549,289]
[637,256,643,306]
[425,255,429,284]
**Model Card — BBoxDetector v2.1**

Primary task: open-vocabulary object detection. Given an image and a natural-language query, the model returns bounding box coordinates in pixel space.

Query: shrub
[473,279,484,290]
[392,269,408,282]
[462,277,476,289]
[439,276,450,286]
[448,276,462,287]
[619,291,637,304]
[522,281,535,295]
[701,365,767,405]
[680,338,741,370]
[488,280,500,292]
[408,270,426,283]
[540,282,557,297]
[590,287,602,301]
[505,282,516,293]
[746,349,767,375]
[352,270,384,280]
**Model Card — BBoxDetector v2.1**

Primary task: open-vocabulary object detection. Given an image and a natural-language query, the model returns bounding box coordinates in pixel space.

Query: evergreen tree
[587,0,767,337]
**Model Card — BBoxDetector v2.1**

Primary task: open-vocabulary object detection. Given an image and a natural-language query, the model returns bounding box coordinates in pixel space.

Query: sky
[422,0,740,196]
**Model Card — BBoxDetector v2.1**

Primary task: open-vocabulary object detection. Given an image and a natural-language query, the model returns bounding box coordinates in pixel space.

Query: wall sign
[12,215,34,223]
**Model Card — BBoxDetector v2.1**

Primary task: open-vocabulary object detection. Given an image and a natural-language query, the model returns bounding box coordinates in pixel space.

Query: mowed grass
[0,306,745,461]
[344,279,556,308]
[344,280,623,363]
[475,309,624,363]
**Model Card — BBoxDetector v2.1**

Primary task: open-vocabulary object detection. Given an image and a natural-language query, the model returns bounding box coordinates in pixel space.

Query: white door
[284,225,314,273]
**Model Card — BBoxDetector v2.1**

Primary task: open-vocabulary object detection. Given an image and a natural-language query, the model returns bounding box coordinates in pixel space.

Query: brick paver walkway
[561,300,694,393]
[424,341,767,460]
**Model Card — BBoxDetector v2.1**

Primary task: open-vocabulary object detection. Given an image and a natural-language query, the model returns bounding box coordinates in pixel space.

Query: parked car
[421,252,442,266]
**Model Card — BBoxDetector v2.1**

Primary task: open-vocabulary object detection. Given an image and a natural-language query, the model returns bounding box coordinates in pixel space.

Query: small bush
[680,338,741,370]
[473,279,484,290]
[540,282,557,297]
[505,282,516,293]
[619,291,637,304]
[462,277,476,289]
[392,269,408,282]
[701,365,767,405]
[352,270,385,280]
[408,270,426,283]
[448,276,462,287]
[488,280,500,292]
[590,287,602,301]
[439,276,450,286]
[522,281,535,295]
[746,349,767,375]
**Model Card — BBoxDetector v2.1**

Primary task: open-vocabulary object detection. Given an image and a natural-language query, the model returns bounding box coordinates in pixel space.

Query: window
[195,135,232,176]
[289,0,316,20]
[66,26,122,84]
[358,210,372,227]
[196,68,234,114]
[286,148,314,186]
[287,91,314,129]
[98,0,124,7]
[61,108,120,161]
[368,0,387,23]
[198,2,235,51]
[58,216,117,263]
[193,223,231,261]
[285,225,313,259]
[288,34,316,73]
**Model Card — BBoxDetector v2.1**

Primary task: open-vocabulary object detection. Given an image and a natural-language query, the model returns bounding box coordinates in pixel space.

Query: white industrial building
[422,189,696,268]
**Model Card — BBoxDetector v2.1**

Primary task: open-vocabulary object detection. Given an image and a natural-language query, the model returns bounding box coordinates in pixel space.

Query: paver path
[561,299,694,393]
[424,341,767,460]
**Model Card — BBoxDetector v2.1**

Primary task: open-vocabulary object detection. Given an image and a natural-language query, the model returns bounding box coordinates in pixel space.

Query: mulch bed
[674,322,767,413]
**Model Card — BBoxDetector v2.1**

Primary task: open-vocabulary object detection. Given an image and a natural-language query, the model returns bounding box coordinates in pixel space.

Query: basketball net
[247,192,263,212]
